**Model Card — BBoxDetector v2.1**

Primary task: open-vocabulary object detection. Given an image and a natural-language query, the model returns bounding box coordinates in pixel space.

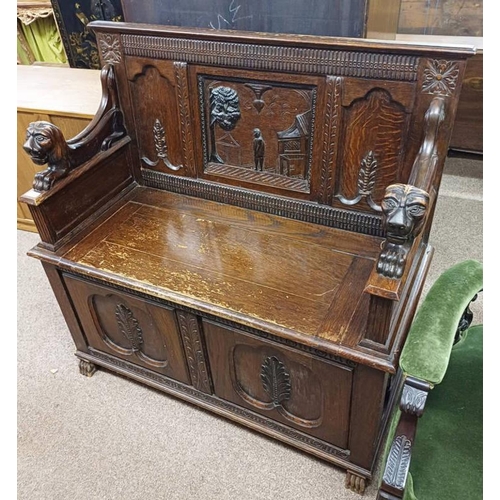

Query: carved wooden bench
[20,21,474,494]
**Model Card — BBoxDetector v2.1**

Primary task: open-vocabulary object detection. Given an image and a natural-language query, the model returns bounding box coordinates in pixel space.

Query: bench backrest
[49,22,477,238]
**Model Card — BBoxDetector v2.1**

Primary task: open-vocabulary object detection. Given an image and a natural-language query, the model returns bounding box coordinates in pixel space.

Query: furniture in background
[17,65,101,231]
[50,0,124,68]
[19,21,474,493]
[17,1,66,64]
[377,260,483,499]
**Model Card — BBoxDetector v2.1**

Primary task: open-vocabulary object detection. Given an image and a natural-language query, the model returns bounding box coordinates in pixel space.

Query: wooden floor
[62,187,383,345]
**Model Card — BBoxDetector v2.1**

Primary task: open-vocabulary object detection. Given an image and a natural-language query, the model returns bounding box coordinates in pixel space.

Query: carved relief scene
[200,76,316,192]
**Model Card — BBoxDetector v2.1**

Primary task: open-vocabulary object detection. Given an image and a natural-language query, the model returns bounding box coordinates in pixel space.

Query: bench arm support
[22,64,126,192]
[376,97,446,280]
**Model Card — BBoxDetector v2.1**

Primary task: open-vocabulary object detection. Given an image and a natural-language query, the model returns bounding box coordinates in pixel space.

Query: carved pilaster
[79,359,97,377]
[174,62,196,176]
[177,311,212,394]
[319,76,341,205]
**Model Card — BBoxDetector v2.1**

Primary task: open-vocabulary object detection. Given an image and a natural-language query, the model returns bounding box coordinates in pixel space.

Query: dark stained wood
[19,21,473,494]
[203,321,353,447]
[64,275,191,384]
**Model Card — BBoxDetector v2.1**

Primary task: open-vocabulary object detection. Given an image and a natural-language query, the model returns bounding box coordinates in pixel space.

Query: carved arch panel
[63,275,191,384]
[203,320,353,448]
[125,57,195,176]
[333,82,414,213]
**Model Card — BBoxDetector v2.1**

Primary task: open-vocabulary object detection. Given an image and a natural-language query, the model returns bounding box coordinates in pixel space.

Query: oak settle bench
[20,21,475,494]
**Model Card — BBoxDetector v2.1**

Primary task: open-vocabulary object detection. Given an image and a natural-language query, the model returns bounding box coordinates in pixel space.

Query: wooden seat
[20,21,476,494]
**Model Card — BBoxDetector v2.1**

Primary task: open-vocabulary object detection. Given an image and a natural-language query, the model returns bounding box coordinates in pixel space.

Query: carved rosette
[422,59,459,96]
[99,34,122,64]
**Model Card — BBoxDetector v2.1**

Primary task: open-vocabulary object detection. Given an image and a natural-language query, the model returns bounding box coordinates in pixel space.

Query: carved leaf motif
[153,119,168,159]
[383,435,412,489]
[357,151,377,196]
[261,356,291,406]
[115,304,143,352]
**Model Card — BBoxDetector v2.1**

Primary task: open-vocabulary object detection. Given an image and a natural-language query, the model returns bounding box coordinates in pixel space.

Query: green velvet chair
[377,260,483,500]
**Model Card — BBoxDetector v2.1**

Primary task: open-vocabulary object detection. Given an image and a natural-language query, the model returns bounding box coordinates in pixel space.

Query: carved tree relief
[336,151,380,210]
[142,118,183,171]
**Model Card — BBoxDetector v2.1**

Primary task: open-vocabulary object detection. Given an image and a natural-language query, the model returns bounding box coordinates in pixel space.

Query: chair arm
[375,98,445,282]
[377,376,430,500]
[21,64,127,193]
[399,260,483,385]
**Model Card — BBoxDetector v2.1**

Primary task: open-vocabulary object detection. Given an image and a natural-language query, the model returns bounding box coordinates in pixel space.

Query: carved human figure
[209,86,241,163]
[377,183,429,278]
[23,121,72,192]
[253,128,265,171]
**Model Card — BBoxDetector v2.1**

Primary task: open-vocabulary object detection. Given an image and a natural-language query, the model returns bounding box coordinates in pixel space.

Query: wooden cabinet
[17,65,101,231]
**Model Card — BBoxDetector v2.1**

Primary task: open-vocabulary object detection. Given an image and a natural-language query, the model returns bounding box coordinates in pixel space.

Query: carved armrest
[375,97,446,280]
[22,64,127,192]
[377,376,430,500]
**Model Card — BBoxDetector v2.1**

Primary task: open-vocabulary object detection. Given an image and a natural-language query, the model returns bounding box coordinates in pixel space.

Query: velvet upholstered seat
[377,260,483,500]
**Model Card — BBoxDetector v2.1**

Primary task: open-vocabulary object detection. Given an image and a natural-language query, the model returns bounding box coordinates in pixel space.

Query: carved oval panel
[89,294,168,368]
[230,344,323,428]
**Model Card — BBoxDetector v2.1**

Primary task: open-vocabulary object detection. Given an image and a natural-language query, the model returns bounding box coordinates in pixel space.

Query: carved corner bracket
[376,184,429,279]
[24,64,127,192]
[336,151,381,211]
[399,377,430,417]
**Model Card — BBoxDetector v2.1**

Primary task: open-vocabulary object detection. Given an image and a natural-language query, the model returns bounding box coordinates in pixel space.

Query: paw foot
[345,470,366,495]
[79,359,97,377]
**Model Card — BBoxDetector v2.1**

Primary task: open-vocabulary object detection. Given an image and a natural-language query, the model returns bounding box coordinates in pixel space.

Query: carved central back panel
[94,25,465,235]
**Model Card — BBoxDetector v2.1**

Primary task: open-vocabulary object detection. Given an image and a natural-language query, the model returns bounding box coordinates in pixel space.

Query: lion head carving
[23,121,69,167]
[381,183,429,244]
[209,86,241,131]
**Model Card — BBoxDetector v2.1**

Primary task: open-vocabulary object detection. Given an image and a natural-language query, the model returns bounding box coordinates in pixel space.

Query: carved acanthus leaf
[400,384,428,417]
[261,356,291,407]
[141,118,183,171]
[383,435,412,490]
[115,304,143,352]
[357,151,377,196]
